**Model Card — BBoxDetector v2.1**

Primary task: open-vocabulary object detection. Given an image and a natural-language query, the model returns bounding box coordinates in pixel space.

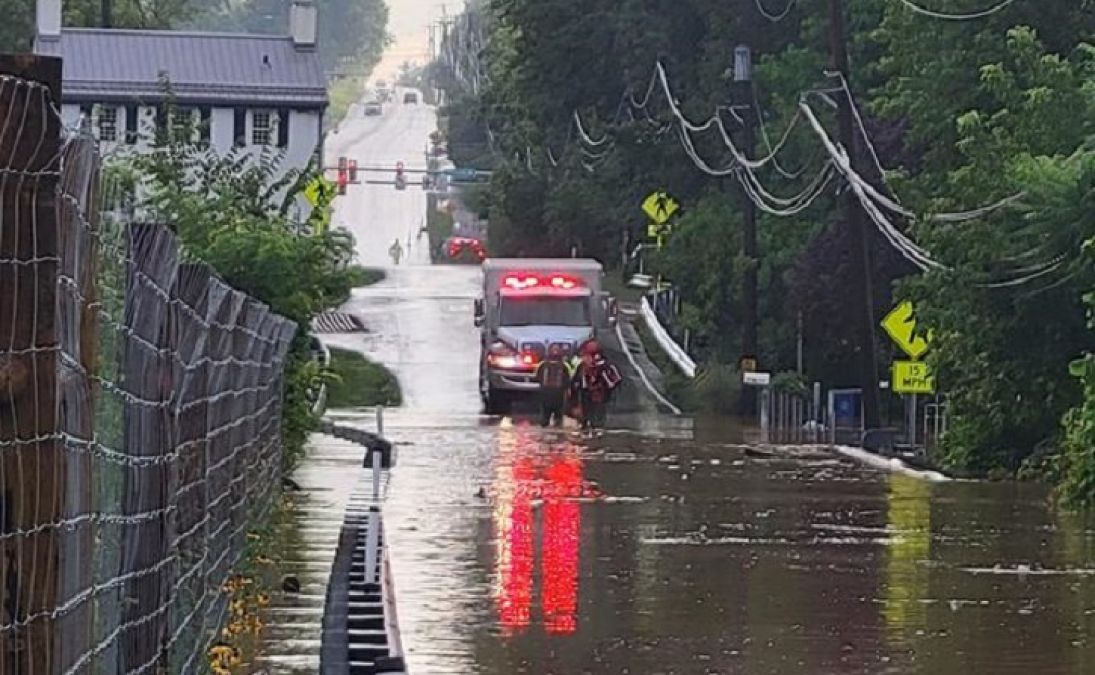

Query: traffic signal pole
[827,0,882,429]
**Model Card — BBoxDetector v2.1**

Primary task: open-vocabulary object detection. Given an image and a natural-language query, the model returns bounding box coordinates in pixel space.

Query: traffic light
[348,159,358,183]
[395,161,406,190]
[337,157,348,194]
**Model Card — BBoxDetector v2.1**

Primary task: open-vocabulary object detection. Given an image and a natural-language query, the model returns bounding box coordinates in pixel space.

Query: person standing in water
[536,344,570,427]
[572,340,622,432]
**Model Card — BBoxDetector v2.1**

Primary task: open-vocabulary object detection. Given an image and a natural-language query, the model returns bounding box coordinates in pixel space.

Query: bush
[116,127,359,474]
[693,363,742,416]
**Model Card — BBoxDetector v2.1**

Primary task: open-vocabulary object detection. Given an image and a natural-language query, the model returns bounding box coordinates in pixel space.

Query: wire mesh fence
[1,57,297,673]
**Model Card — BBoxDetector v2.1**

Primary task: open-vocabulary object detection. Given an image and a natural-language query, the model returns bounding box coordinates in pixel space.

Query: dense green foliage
[114,127,361,472]
[437,0,1095,500]
[326,347,403,408]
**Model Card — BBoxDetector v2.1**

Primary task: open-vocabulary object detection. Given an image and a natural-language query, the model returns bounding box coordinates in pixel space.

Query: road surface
[326,90,434,268]
[313,95,1095,675]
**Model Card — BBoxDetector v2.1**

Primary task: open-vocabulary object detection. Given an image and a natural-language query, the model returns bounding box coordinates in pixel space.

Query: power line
[573,110,611,147]
[754,0,798,22]
[895,0,1015,20]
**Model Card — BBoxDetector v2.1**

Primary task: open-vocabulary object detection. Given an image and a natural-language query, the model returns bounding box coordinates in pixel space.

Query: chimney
[37,0,62,39]
[290,0,317,50]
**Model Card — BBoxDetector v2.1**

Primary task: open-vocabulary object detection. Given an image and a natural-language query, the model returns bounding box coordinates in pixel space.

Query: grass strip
[326,347,402,408]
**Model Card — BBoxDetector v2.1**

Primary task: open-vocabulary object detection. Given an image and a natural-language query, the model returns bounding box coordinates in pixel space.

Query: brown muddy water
[285,266,1095,675]
[311,408,1095,675]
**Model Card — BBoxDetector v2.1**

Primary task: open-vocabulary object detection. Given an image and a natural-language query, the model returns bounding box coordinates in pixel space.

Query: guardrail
[311,340,332,416]
[640,297,697,378]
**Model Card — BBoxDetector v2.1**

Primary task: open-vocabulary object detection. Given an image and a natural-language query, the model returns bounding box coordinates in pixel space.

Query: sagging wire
[896,0,1015,21]
[751,82,817,180]
[573,109,610,147]
[799,98,1074,288]
[754,0,798,22]
[799,99,944,270]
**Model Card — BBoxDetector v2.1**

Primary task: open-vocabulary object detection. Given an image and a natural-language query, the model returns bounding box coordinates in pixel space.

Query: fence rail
[0,55,296,674]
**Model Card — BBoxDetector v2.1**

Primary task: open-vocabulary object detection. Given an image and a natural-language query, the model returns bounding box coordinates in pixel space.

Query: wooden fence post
[0,54,63,674]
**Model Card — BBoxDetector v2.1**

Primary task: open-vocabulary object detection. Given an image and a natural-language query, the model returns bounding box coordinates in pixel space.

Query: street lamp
[734,45,753,83]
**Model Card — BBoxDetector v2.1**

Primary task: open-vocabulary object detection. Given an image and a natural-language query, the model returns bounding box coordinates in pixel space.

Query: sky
[374,0,457,81]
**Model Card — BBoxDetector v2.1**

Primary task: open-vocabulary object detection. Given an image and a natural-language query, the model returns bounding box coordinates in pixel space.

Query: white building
[33,0,328,175]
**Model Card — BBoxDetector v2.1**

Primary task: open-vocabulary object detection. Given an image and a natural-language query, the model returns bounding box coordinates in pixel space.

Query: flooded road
[314,86,1095,675]
[324,265,1095,675]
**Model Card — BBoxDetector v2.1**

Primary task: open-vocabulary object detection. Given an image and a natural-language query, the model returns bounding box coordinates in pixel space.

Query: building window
[252,111,273,145]
[172,107,196,141]
[97,106,118,142]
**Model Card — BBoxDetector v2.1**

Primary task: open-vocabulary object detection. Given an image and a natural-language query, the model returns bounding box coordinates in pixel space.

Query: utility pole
[732,45,760,417]
[827,0,881,429]
[102,0,113,27]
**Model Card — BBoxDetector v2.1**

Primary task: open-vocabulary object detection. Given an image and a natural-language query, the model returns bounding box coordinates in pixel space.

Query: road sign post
[882,300,934,446]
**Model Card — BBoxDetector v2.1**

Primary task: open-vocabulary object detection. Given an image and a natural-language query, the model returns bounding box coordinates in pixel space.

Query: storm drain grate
[313,311,368,334]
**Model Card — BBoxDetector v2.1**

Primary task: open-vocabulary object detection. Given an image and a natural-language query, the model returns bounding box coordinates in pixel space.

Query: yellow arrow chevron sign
[881,300,930,360]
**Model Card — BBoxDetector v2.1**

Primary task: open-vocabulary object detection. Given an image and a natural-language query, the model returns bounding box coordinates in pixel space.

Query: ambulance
[475,259,617,414]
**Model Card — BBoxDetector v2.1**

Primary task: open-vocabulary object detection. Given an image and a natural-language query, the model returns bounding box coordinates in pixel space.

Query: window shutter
[233,108,247,147]
[125,105,138,144]
[199,106,211,144]
[276,109,289,148]
[154,105,166,141]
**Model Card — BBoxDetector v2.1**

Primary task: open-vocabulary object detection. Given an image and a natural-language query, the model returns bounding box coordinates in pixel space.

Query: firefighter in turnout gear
[571,340,622,431]
[536,344,570,427]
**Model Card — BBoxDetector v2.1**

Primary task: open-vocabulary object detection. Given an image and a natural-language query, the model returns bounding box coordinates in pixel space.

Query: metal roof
[35,28,327,108]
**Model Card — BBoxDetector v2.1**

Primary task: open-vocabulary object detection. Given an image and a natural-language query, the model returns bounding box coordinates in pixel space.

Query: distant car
[363,100,382,116]
[403,92,419,104]
[445,236,486,264]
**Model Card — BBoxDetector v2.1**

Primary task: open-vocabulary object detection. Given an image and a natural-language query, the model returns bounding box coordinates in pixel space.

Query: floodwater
[322,265,1095,675]
[303,85,1095,675]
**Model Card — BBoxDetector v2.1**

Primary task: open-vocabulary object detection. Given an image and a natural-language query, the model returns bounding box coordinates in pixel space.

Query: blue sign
[833,390,862,427]
[446,167,478,182]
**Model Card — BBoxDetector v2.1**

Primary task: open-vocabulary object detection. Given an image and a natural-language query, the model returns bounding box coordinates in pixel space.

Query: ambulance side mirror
[602,294,618,328]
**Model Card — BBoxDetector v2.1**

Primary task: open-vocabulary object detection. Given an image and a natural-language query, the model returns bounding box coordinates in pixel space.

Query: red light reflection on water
[492,429,596,636]
[497,456,535,630]
[542,455,582,634]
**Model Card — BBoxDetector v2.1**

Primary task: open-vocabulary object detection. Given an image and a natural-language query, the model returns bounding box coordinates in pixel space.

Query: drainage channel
[319,421,407,675]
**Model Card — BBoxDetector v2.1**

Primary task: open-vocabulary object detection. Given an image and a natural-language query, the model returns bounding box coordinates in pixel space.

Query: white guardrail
[310,340,332,416]
[640,297,697,379]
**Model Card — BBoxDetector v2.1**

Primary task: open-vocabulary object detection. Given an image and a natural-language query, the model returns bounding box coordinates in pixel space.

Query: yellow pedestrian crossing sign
[642,191,679,225]
[881,300,930,360]
[303,176,336,208]
[892,360,935,394]
[303,176,335,235]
